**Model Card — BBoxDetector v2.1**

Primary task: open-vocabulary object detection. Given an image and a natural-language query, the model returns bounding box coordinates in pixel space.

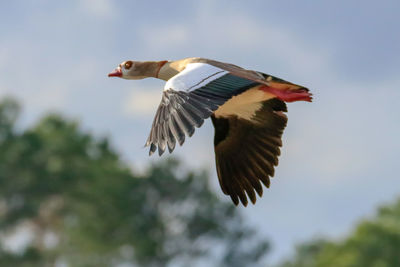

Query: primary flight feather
[108,57,312,206]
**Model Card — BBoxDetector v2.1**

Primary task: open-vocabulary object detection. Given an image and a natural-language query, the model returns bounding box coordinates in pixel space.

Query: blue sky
[1,0,400,264]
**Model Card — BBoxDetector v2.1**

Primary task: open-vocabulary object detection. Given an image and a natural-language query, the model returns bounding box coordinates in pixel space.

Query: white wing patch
[164,63,228,92]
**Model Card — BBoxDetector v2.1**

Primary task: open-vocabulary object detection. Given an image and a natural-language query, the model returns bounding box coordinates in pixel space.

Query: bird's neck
[157,61,180,81]
[156,58,201,81]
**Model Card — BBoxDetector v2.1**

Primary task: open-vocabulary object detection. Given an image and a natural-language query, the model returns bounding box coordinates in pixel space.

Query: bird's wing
[197,58,311,94]
[211,98,288,206]
[145,62,259,156]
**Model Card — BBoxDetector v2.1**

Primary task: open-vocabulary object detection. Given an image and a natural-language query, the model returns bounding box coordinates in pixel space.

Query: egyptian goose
[108,57,312,206]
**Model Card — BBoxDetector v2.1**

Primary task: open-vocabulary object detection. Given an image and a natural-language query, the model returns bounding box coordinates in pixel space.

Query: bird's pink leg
[259,86,313,102]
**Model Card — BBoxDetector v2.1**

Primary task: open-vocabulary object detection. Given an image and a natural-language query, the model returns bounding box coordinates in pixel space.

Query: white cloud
[281,77,400,187]
[78,0,116,19]
[137,9,333,84]
[123,86,162,117]
[139,24,189,53]
[29,84,69,111]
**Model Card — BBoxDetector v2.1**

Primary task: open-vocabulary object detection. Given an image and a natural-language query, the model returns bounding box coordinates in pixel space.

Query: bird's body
[109,57,312,206]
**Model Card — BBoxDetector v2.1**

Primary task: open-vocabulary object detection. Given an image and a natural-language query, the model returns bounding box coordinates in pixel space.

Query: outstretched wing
[145,63,259,156]
[212,98,288,206]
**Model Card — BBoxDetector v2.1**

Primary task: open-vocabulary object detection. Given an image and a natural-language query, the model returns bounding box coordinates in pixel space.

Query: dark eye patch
[124,61,133,69]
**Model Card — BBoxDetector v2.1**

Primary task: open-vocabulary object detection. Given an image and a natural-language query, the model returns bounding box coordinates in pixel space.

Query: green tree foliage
[0,98,269,267]
[279,199,400,267]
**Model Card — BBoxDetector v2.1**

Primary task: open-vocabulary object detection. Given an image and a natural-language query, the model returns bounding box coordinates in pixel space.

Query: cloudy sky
[1,0,400,264]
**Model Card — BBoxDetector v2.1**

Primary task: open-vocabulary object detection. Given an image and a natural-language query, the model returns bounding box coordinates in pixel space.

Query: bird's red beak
[108,68,122,77]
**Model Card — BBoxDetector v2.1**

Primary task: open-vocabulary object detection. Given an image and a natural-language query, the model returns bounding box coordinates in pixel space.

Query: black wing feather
[212,98,288,206]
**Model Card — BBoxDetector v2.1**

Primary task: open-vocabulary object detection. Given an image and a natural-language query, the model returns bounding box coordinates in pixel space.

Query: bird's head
[108,60,166,80]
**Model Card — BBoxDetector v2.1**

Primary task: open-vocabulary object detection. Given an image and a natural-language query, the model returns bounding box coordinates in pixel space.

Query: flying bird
[108,57,312,206]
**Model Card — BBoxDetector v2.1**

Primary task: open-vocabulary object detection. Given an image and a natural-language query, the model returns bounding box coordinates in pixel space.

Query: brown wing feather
[190,58,267,85]
[211,98,288,206]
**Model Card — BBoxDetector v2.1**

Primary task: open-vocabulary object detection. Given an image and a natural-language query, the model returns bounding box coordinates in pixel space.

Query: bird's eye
[124,61,133,69]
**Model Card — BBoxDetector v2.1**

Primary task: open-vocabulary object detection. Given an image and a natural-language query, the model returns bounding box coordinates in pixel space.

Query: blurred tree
[279,199,400,267]
[0,98,269,267]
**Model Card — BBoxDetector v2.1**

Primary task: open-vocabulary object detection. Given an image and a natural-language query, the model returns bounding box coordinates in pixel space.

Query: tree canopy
[0,98,269,267]
[279,199,400,267]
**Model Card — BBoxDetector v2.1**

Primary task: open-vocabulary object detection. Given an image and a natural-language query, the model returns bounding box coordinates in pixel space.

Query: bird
[108,57,312,206]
